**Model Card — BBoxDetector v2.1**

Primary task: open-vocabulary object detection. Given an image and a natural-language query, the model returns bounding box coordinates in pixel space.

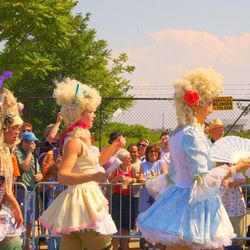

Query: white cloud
[118,29,250,96]
[113,29,250,129]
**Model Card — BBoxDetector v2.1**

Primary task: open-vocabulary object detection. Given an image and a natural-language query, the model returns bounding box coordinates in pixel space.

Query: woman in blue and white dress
[137,68,250,250]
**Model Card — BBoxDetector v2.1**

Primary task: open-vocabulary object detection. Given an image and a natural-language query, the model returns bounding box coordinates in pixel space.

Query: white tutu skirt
[137,185,235,249]
[0,206,25,241]
[39,182,117,235]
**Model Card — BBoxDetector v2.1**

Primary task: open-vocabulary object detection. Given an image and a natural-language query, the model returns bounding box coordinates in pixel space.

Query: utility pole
[162,113,165,130]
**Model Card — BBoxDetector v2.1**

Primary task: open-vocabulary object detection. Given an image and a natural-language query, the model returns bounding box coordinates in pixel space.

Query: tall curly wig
[0,89,23,195]
[53,78,101,126]
[174,68,223,126]
[0,89,23,147]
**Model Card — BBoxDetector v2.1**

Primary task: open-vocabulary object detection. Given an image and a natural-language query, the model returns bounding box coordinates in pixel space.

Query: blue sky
[73,1,250,99]
[74,0,250,49]
[73,1,250,129]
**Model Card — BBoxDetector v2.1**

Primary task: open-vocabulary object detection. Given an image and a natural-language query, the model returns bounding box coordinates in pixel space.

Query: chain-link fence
[23,97,250,148]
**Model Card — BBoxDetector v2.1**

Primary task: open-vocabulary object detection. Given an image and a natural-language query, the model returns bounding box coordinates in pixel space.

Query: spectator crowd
[5,115,248,250]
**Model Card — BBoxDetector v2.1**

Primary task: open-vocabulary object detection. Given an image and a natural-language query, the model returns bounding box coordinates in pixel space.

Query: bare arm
[223,178,246,188]
[99,136,125,166]
[161,162,168,174]
[108,170,119,183]
[131,167,139,178]
[4,190,23,228]
[46,112,63,144]
[223,158,250,180]
[20,143,36,172]
[138,165,144,179]
[108,169,133,184]
[58,138,107,185]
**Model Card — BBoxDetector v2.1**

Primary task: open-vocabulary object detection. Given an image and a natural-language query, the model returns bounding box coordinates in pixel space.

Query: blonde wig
[54,78,101,126]
[0,89,23,146]
[174,68,223,126]
[0,89,23,195]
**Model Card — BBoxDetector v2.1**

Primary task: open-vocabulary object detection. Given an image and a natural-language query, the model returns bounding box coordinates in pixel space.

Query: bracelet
[230,164,237,177]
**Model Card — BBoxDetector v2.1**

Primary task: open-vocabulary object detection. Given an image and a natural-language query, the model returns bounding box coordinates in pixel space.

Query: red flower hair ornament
[184,90,200,106]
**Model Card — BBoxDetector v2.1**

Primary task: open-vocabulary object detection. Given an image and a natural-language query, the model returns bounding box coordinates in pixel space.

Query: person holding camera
[15,131,43,250]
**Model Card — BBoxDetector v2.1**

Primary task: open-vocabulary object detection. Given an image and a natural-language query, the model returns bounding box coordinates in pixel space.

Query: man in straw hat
[208,117,225,143]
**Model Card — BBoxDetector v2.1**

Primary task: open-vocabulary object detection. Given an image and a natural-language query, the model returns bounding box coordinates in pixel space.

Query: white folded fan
[210,136,250,164]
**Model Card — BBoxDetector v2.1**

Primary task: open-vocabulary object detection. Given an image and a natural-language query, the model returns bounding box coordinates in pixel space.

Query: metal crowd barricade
[100,182,144,239]
[27,181,250,249]
[13,181,28,248]
[31,181,144,249]
[234,183,250,247]
[32,181,66,250]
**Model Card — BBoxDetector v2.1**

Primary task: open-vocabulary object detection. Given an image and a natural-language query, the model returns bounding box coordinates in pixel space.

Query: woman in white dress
[39,78,123,250]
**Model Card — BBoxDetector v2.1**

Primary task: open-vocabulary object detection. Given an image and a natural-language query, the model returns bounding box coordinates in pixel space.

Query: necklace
[118,166,129,176]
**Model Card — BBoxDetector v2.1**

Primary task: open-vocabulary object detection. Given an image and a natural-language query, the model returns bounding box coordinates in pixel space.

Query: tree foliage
[0,0,135,134]
[98,122,162,148]
[236,102,250,116]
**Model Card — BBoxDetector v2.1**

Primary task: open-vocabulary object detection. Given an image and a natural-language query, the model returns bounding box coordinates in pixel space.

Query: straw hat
[208,118,224,130]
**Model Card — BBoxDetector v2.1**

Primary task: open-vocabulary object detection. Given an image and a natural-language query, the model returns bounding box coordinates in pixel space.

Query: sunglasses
[138,144,147,148]
[22,129,31,132]
[149,150,159,154]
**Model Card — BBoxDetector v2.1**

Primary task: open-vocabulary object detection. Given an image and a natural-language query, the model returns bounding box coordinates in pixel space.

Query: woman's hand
[34,173,43,182]
[93,172,109,183]
[222,179,234,189]
[112,136,126,150]
[124,177,133,185]
[236,157,250,172]
[12,207,23,228]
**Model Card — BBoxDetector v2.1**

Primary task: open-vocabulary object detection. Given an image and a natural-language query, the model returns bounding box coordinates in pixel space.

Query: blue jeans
[224,246,243,250]
[47,235,61,250]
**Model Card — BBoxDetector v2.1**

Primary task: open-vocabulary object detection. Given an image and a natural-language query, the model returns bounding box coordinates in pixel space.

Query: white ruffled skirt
[39,182,117,235]
[138,166,236,249]
[0,206,25,241]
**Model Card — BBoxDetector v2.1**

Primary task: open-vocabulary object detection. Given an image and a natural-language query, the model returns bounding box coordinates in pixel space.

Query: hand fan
[209,136,250,164]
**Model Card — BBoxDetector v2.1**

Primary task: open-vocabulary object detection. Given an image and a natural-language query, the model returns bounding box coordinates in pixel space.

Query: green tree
[0,0,134,136]
[236,102,250,116]
[97,122,161,148]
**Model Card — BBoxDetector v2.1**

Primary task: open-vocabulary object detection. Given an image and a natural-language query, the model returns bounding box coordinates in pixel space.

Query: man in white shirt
[159,132,170,165]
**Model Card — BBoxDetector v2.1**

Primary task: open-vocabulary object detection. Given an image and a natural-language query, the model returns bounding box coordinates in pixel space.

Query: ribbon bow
[189,175,204,203]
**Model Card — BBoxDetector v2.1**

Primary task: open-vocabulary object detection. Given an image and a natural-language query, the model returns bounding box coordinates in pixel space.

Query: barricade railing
[31,181,144,249]
[13,182,28,248]
[16,181,250,249]
[235,184,250,247]
[31,181,66,250]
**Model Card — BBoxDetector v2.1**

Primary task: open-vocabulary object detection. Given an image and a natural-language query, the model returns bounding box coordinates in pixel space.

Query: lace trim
[138,227,236,249]
[0,146,13,195]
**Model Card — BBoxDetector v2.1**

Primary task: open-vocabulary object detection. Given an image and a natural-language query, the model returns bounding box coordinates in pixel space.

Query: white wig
[116,148,130,162]
[174,68,223,126]
[53,78,101,125]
